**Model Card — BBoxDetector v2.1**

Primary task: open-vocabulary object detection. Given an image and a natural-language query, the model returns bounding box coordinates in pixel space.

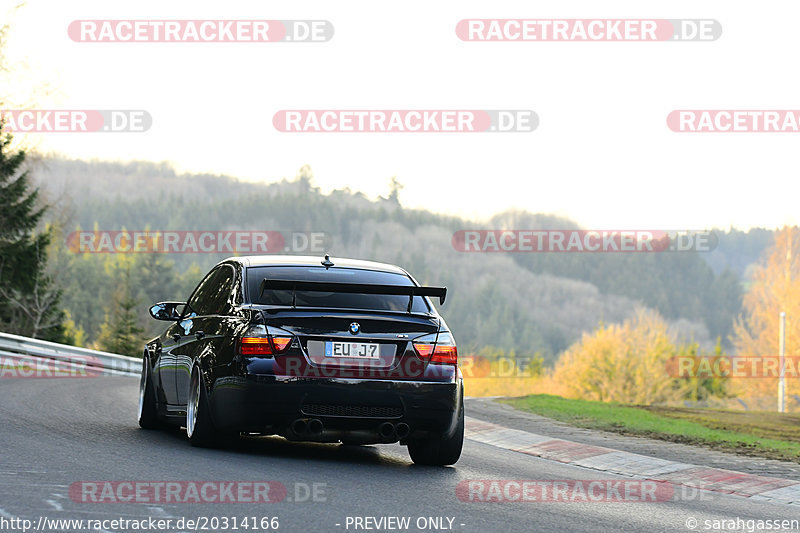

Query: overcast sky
[3,0,799,230]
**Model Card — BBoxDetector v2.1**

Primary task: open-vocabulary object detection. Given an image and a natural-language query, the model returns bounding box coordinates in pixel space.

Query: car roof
[222,255,410,276]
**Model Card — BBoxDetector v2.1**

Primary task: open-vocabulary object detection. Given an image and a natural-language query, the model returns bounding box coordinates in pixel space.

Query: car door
[174,264,237,406]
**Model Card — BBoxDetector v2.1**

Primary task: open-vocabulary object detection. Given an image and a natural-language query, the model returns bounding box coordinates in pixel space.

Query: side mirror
[149,301,185,321]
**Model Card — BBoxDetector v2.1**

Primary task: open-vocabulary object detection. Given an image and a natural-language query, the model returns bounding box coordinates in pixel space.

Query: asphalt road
[0,377,797,533]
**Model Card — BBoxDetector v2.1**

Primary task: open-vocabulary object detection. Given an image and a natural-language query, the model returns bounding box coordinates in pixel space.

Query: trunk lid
[261,309,439,379]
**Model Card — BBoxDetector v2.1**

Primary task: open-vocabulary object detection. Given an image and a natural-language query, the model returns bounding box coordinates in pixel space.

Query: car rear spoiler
[259,279,447,312]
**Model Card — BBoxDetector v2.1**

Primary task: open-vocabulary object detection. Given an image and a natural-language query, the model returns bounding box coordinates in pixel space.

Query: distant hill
[31,156,768,363]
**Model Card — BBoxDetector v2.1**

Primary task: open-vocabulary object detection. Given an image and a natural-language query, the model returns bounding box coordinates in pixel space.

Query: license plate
[325,341,380,359]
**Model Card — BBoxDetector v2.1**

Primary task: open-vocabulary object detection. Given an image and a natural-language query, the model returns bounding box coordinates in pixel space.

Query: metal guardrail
[0,331,141,377]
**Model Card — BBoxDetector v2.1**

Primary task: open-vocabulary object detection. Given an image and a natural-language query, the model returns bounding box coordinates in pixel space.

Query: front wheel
[407,400,464,466]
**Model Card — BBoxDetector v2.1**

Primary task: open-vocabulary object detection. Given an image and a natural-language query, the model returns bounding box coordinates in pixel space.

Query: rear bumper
[207,363,462,441]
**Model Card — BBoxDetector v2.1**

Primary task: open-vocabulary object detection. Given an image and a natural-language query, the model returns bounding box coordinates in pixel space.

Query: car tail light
[238,325,292,357]
[413,331,458,365]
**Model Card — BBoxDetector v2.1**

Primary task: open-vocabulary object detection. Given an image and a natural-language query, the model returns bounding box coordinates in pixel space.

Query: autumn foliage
[733,226,800,407]
[552,309,691,404]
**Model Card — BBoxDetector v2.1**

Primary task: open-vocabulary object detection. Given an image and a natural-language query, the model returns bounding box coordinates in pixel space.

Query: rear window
[246,266,430,312]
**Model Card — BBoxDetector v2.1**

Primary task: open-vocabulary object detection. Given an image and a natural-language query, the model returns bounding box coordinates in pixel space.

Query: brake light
[430,344,457,364]
[414,343,435,358]
[238,325,292,356]
[413,331,458,365]
[239,337,292,355]
[240,337,273,355]
[271,337,291,351]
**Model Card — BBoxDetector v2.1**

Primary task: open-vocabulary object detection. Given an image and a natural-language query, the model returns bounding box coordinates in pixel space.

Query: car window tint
[187,265,236,316]
[246,266,430,312]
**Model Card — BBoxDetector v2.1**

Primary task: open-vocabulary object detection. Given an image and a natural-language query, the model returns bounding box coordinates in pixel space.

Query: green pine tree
[0,122,64,340]
[96,260,145,357]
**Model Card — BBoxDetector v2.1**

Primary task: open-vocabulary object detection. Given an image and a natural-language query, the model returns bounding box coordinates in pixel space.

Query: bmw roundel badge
[349,322,360,335]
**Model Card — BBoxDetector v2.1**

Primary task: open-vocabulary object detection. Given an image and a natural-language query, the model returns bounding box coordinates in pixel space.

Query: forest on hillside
[30,156,771,363]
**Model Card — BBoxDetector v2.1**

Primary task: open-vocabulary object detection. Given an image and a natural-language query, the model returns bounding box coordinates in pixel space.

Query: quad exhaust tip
[291,418,307,435]
[308,418,324,434]
[293,418,407,441]
[378,422,396,440]
[291,418,323,435]
[396,422,410,440]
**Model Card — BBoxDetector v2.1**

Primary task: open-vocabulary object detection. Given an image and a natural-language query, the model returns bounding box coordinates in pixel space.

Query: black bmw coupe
[138,255,463,465]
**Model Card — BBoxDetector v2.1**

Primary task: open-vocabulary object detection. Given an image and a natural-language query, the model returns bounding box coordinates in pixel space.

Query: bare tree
[0,238,62,339]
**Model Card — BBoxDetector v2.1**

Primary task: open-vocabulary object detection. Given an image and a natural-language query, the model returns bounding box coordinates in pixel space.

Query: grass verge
[506,394,800,462]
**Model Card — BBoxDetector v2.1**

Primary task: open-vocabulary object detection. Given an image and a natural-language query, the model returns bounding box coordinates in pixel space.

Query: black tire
[137,355,160,429]
[407,399,464,466]
[186,366,217,447]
